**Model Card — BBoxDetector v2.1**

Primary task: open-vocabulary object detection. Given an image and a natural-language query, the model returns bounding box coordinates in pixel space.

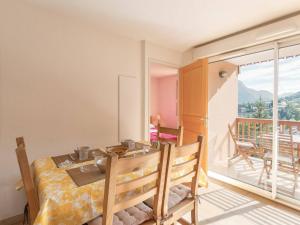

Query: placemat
[66,164,105,187]
[52,148,105,167]
[106,142,152,158]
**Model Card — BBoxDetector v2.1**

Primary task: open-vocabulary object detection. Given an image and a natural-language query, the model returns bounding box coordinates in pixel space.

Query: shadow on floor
[198,182,300,225]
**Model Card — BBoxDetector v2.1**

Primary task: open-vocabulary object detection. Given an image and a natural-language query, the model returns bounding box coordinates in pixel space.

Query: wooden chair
[161,136,204,225]
[259,134,300,193]
[157,124,183,146]
[16,136,26,147]
[150,115,161,127]
[228,124,264,170]
[89,144,169,225]
[15,145,39,225]
[15,137,27,191]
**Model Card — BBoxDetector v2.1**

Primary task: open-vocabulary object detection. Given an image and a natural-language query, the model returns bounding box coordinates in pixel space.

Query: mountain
[283,91,300,100]
[280,92,296,98]
[282,91,300,103]
[238,81,273,104]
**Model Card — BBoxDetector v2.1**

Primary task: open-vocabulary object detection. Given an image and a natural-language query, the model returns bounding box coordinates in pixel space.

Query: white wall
[208,61,238,168]
[0,1,183,220]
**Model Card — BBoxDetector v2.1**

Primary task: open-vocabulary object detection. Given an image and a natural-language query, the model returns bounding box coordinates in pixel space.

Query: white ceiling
[27,0,300,51]
[150,63,178,77]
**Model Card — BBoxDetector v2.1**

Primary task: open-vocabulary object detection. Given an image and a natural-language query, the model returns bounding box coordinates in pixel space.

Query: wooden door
[179,59,208,186]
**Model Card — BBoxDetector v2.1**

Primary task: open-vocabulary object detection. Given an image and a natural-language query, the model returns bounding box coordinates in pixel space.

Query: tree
[278,101,300,121]
[295,110,300,121]
[245,103,252,113]
[285,102,297,120]
[253,97,268,119]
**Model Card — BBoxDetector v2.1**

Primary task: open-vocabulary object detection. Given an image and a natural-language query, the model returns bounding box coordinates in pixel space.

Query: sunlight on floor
[192,179,300,225]
[210,157,300,201]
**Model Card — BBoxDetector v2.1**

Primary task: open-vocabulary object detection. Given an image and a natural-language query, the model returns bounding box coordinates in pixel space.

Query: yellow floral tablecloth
[33,157,107,225]
[33,156,156,225]
[32,151,202,225]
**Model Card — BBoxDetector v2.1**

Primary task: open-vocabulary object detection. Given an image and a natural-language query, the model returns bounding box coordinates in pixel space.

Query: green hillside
[238,80,273,104]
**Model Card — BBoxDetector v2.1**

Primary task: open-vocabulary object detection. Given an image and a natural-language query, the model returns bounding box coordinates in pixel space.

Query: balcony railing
[227,118,300,198]
[235,117,300,142]
[233,117,300,159]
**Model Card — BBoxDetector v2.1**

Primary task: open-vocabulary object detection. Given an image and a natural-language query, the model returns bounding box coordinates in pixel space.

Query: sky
[239,55,300,95]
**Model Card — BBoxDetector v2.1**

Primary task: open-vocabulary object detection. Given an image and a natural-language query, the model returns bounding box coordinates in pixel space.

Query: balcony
[210,117,300,200]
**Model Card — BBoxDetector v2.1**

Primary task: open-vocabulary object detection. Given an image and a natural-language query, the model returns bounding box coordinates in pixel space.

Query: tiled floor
[2,179,299,225]
[210,157,300,201]
[192,179,300,225]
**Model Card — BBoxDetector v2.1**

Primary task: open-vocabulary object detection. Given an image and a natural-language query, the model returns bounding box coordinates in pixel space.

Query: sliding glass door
[208,47,276,194]
[208,36,300,207]
[276,40,300,202]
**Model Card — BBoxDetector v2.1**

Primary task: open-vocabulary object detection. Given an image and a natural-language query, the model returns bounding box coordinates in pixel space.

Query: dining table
[33,150,106,225]
[31,144,193,225]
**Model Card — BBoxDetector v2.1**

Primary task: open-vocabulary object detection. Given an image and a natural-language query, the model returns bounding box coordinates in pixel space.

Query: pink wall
[151,75,178,128]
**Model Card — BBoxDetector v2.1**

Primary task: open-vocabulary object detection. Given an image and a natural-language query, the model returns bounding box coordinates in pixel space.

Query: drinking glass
[79,147,89,160]
[128,141,135,150]
[143,145,150,154]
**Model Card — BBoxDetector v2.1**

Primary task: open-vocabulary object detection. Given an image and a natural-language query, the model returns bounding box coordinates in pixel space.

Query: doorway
[149,62,179,143]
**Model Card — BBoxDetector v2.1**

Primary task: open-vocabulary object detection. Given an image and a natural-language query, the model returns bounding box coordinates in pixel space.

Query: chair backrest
[228,124,238,146]
[162,135,204,217]
[102,145,169,225]
[259,134,272,152]
[16,136,26,147]
[150,115,160,127]
[157,124,183,146]
[278,134,294,159]
[260,133,295,163]
[15,146,39,225]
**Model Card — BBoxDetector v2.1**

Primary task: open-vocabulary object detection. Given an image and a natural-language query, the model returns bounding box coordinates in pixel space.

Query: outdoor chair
[258,134,300,193]
[228,124,264,170]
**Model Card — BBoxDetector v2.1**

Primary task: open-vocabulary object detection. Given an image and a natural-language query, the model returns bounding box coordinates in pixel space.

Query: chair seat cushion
[144,184,191,210]
[88,203,153,225]
[236,141,255,149]
[168,184,191,209]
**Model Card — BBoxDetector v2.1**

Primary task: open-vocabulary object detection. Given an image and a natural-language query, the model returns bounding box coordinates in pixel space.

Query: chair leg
[178,218,190,225]
[258,165,265,185]
[155,218,162,225]
[293,169,298,195]
[191,201,199,225]
[266,161,272,179]
[229,155,245,168]
[228,154,240,167]
[242,155,255,170]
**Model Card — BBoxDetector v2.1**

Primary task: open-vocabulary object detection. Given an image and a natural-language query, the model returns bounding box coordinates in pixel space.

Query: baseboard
[0,214,23,225]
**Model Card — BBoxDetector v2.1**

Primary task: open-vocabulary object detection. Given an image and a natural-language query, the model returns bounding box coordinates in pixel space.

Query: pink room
[149,62,179,143]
